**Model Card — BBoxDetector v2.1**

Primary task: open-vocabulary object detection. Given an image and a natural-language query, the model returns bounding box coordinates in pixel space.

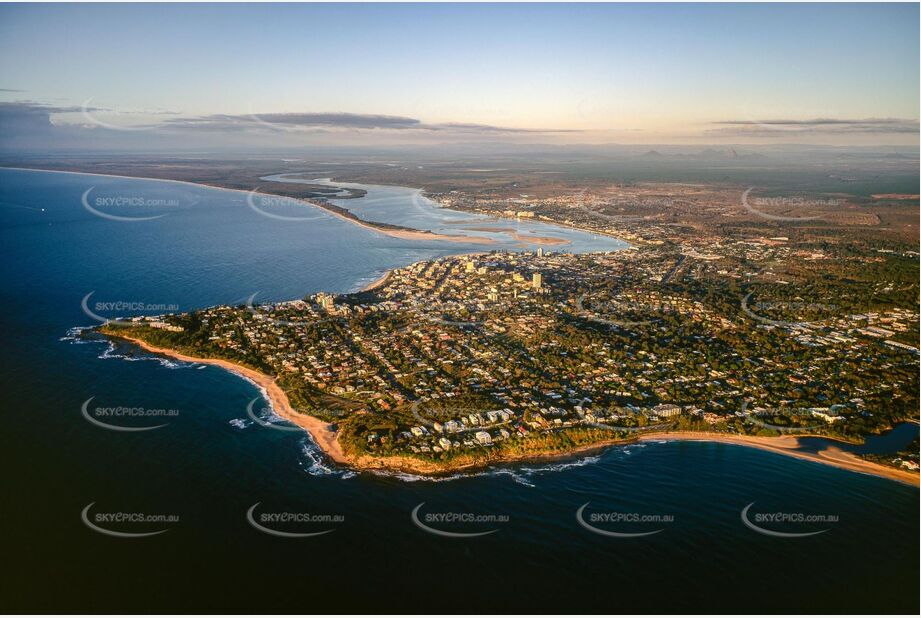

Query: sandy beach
[3,166,646,251]
[461,225,570,246]
[1,166,498,246]
[113,335,349,465]
[2,167,641,249]
[639,431,919,486]
[361,270,391,292]
[104,331,918,485]
[314,203,496,245]
[509,231,570,246]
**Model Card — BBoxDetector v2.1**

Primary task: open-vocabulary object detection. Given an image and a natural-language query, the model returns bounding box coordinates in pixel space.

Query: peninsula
[17,159,916,483]
[97,246,919,485]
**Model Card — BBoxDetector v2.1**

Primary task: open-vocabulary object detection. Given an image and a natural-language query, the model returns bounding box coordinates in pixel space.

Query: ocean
[0,167,917,613]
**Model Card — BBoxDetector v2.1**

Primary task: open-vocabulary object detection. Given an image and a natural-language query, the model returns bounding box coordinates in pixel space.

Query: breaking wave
[297,437,357,479]
[366,452,606,486]
[65,326,637,485]
[61,325,194,369]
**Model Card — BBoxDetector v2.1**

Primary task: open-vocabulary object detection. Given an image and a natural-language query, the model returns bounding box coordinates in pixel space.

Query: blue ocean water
[260,173,629,251]
[0,168,917,613]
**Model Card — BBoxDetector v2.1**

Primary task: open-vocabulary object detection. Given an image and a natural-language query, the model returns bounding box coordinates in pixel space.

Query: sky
[0,2,918,151]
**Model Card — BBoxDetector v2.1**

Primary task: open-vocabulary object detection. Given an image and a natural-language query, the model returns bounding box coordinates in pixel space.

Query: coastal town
[5,3,920,614]
[52,146,917,477]
[105,232,919,472]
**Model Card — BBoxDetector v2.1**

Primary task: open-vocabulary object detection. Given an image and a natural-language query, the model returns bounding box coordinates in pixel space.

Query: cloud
[0,101,577,152]
[0,100,106,115]
[709,117,920,136]
[0,88,26,93]
[157,112,574,134]
[0,101,107,138]
[158,112,421,132]
[250,112,422,129]
[3,101,578,140]
[431,122,577,133]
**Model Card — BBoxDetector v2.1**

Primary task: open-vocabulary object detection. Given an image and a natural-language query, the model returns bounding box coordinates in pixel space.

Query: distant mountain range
[640,147,769,160]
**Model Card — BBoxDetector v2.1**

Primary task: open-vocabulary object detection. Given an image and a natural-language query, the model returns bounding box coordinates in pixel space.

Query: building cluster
[140,238,917,458]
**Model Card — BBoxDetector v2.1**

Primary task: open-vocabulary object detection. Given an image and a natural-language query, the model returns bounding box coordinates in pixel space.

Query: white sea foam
[252,398,288,425]
[60,325,95,343]
[366,452,605,485]
[487,468,537,487]
[65,324,622,485]
[62,325,192,369]
[366,469,474,483]
[518,454,602,475]
[297,437,356,479]
[240,382,307,431]
[97,341,191,369]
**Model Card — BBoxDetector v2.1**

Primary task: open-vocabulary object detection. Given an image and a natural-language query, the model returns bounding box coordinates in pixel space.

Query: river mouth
[794,422,919,456]
[257,173,364,198]
[259,174,630,252]
[2,166,918,614]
